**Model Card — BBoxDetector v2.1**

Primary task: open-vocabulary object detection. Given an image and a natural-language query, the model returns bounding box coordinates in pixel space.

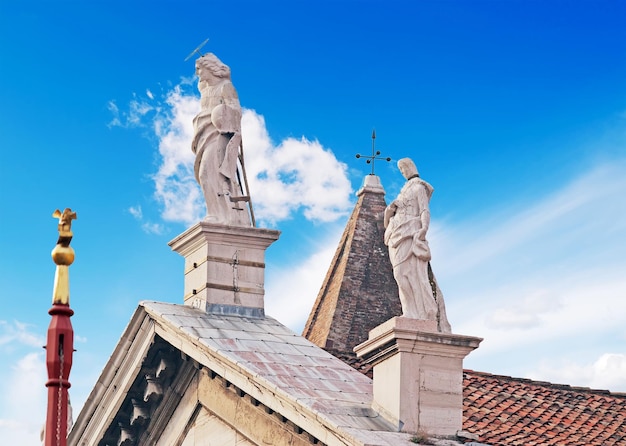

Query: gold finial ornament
[51,208,77,305]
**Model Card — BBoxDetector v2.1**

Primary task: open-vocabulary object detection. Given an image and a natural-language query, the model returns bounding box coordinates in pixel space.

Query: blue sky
[1,0,626,442]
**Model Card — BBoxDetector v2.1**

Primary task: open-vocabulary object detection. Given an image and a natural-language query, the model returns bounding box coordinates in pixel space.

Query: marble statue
[384,158,451,332]
[192,53,251,226]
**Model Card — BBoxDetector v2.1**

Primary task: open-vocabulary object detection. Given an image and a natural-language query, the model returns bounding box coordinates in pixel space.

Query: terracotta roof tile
[463,369,626,445]
[328,350,626,445]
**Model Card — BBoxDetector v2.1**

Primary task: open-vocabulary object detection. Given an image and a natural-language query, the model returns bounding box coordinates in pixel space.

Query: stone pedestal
[354,317,481,436]
[169,221,280,316]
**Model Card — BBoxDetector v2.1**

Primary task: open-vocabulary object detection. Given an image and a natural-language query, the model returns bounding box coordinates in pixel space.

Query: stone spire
[302,175,402,353]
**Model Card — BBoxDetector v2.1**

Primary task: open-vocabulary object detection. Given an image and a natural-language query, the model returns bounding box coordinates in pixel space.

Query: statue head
[398,158,419,180]
[196,53,231,85]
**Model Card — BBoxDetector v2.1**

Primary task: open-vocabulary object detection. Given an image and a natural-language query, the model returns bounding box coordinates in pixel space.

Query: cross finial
[355,129,391,175]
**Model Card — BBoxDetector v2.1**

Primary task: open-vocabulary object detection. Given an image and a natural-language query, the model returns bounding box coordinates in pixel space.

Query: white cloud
[0,323,48,442]
[106,100,121,128]
[0,322,78,444]
[0,352,47,444]
[457,273,626,359]
[0,320,45,350]
[433,161,626,282]
[150,85,203,225]
[128,205,164,234]
[485,289,562,330]
[527,353,626,392]
[242,110,352,225]
[115,83,353,227]
[107,93,155,129]
[429,157,626,390]
[128,205,143,220]
[127,97,153,126]
[141,222,165,235]
[265,226,343,332]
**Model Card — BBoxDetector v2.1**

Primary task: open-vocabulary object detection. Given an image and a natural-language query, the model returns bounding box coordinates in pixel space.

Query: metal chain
[56,342,64,446]
[232,250,240,292]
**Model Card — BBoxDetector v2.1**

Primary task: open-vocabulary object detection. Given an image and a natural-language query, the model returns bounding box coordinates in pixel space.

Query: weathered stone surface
[383,158,451,332]
[192,53,252,227]
[355,317,482,436]
[196,371,313,446]
[169,221,279,313]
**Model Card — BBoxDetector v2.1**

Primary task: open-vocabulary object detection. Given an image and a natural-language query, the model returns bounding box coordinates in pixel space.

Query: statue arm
[418,209,430,240]
[219,132,242,180]
[211,104,242,134]
[384,201,397,228]
[416,185,431,241]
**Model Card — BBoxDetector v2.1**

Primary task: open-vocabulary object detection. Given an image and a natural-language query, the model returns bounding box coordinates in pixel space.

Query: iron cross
[356,130,391,175]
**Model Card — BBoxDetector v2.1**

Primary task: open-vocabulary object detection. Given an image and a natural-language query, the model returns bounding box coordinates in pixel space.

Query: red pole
[44,304,74,446]
[45,208,77,446]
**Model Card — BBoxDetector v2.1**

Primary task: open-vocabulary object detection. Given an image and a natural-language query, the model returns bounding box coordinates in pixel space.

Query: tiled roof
[325,350,626,445]
[325,348,375,379]
[302,175,401,352]
[464,369,626,446]
[301,172,626,445]
[143,301,418,446]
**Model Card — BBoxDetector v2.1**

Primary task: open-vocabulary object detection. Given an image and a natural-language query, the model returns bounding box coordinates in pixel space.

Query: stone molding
[169,221,280,313]
[357,174,386,196]
[354,317,482,436]
[355,317,481,365]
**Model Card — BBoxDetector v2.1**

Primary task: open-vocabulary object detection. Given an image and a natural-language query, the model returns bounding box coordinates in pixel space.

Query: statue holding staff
[192,53,252,226]
[384,158,451,332]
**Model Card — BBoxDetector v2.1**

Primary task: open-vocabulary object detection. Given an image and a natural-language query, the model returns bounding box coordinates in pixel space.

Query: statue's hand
[383,205,396,228]
[416,227,427,241]
[412,231,431,260]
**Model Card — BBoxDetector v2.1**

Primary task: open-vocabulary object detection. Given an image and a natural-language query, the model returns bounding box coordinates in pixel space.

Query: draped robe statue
[192,53,251,226]
[384,158,451,333]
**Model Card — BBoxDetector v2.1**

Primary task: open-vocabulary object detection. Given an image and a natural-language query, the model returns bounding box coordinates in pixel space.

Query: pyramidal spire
[302,175,401,353]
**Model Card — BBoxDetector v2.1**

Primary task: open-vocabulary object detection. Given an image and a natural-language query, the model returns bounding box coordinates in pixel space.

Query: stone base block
[169,221,280,315]
[354,317,482,436]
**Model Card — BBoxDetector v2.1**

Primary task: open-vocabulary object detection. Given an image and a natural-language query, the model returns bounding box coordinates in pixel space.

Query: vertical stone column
[169,222,280,317]
[354,317,481,436]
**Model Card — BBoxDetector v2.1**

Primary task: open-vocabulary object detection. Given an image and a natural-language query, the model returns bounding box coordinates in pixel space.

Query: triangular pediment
[69,302,415,446]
